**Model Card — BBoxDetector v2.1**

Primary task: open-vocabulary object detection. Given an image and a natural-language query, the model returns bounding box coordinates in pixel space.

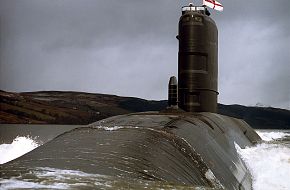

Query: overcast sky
[0,0,289,109]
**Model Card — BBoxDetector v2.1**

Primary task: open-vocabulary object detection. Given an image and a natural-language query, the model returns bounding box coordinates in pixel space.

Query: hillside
[1,90,289,129]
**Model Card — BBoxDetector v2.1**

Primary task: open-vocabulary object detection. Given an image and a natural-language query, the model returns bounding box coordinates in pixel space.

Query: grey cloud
[0,0,289,109]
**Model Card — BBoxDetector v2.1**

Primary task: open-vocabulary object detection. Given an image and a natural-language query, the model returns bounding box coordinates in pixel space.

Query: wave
[256,131,289,141]
[236,131,290,190]
[0,136,40,164]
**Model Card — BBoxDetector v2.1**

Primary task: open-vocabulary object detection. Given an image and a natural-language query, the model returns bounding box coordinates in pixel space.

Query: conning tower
[177,4,218,113]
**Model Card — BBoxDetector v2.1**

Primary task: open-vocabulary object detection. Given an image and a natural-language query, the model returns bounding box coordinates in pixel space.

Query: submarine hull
[1,112,260,189]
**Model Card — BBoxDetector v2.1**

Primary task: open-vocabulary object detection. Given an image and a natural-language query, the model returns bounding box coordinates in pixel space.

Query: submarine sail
[177,4,218,113]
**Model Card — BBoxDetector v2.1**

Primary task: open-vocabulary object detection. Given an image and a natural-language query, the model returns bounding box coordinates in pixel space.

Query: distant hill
[1,90,289,129]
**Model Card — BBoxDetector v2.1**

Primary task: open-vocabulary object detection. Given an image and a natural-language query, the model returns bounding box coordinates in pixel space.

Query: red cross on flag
[203,0,223,11]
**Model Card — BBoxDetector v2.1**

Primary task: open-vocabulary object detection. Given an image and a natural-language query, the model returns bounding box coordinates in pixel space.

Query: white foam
[256,131,289,141]
[0,167,111,189]
[99,125,124,131]
[0,178,69,189]
[236,138,290,190]
[0,136,40,164]
[97,125,139,131]
[35,167,96,178]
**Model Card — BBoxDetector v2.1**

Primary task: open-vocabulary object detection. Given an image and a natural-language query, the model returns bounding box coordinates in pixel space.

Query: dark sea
[0,124,289,190]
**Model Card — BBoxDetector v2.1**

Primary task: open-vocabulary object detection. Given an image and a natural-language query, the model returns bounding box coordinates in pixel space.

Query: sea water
[0,129,289,190]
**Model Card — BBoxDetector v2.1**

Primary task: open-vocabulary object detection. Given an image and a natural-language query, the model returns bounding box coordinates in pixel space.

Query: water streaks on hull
[1,167,218,190]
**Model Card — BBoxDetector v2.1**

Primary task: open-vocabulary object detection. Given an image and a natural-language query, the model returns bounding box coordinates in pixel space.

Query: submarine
[0,4,261,190]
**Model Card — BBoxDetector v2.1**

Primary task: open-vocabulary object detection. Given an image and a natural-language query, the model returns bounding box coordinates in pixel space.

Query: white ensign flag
[203,0,223,11]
